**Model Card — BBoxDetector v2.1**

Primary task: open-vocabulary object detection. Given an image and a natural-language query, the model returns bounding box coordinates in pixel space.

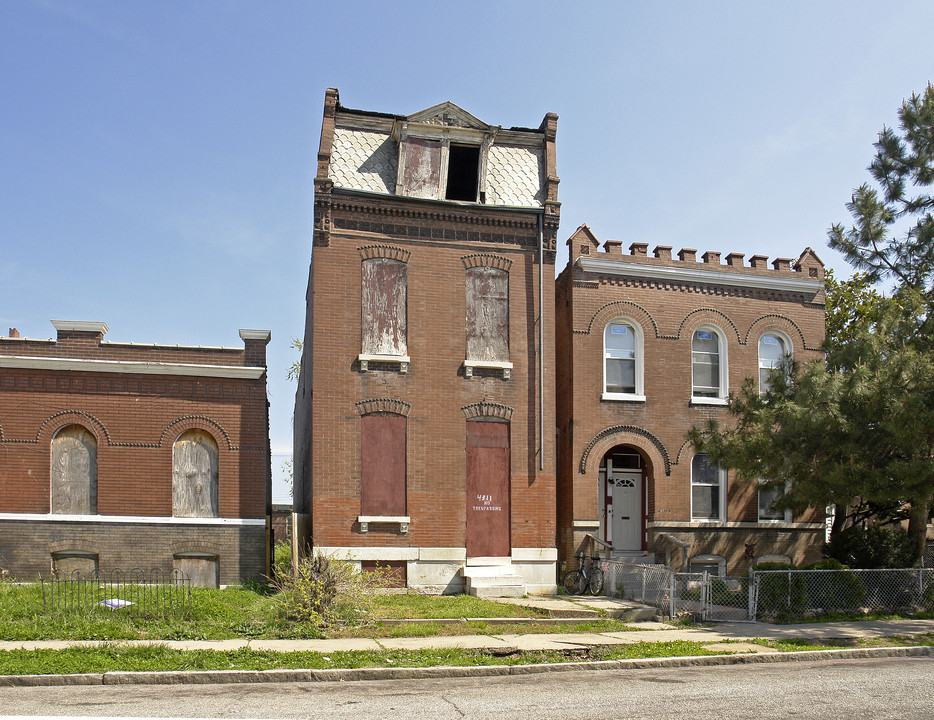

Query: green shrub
[272,540,292,582]
[271,553,394,628]
[823,524,913,568]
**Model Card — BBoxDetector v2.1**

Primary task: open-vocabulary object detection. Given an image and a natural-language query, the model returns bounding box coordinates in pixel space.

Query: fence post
[787,570,792,609]
[701,571,709,622]
[669,572,676,619]
[748,571,757,621]
[641,566,647,603]
[920,567,924,597]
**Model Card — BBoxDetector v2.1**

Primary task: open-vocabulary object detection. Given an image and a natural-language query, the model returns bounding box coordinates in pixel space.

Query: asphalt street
[1,656,931,719]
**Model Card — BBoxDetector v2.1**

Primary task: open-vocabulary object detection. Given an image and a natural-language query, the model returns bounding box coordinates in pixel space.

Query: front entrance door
[607,470,642,550]
[465,420,510,557]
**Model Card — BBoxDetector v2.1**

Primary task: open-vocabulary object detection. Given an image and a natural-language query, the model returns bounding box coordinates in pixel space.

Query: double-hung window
[758,333,790,394]
[691,453,725,521]
[603,321,644,401]
[758,479,792,522]
[691,327,727,402]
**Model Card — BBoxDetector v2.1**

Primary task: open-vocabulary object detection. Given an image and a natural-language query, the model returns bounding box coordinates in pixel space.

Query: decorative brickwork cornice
[358,245,411,262]
[579,425,671,476]
[461,402,513,421]
[355,398,411,417]
[461,253,512,272]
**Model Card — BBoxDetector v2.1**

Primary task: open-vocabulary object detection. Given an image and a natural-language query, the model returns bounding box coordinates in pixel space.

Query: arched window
[50,425,97,515]
[603,321,644,400]
[172,429,219,518]
[691,326,727,401]
[758,332,791,393]
[691,453,725,521]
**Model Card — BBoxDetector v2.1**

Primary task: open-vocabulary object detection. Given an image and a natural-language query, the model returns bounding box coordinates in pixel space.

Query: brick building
[556,226,826,575]
[293,89,560,594]
[0,321,272,586]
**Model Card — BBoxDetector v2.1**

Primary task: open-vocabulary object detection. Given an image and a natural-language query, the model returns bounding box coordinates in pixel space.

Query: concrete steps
[462,558,526,598]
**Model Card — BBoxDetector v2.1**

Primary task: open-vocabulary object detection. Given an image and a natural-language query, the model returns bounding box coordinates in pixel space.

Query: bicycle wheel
[563,570,584,595]
[587,566,604,596]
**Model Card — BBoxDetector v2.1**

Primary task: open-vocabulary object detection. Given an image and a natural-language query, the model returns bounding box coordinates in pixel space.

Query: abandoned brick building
[293,89,561,594]
[556,226,826,576]
[0,321,272,586]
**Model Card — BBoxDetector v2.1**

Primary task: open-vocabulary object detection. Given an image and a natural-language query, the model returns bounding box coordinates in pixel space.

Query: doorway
[599,447,646,551]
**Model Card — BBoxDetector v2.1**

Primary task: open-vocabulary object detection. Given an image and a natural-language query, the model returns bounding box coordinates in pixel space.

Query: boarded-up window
[174,554,219,588]
[401,137,443,199]
[362,258,407,356]
[466,266,509,362]
[50,425,97,515]
[172,430,219,518]
[51,551,98,576]
[360,415,406,516]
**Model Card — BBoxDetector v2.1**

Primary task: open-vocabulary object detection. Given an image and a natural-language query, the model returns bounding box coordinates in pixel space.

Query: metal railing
[41,568,192,619]
[605,561,934,622]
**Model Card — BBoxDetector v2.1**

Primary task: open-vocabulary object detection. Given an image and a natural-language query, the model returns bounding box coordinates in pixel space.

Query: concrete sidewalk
[2,617,932,655]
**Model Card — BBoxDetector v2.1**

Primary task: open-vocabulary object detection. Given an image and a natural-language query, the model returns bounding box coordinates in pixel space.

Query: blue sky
[2,1,932,502]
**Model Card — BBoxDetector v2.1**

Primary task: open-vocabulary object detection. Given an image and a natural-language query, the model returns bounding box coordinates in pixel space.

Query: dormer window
[446,144,480,201]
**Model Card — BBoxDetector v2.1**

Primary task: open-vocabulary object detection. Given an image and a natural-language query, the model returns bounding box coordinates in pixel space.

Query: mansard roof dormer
[322,91,553,210]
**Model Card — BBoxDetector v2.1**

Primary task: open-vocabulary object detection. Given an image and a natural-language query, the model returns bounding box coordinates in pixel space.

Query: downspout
[538,212,544,471]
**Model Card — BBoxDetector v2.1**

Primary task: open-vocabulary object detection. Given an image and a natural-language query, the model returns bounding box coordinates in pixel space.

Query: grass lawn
[0,641,728,676]
[0,581,571,642]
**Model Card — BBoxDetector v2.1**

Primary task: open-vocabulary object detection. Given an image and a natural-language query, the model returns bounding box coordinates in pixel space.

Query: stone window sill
[464,360,512,379]
[357,515,410,533]
[357,354,410,373]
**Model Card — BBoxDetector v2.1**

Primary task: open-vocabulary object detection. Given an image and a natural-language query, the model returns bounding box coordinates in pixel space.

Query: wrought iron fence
[41,568,192,619]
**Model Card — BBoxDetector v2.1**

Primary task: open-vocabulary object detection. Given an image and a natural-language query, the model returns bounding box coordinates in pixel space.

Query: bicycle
[562,554,605,595]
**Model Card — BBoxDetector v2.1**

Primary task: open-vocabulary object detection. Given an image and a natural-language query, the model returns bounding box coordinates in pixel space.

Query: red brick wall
[305,193,557,554]
[556,234,826,572]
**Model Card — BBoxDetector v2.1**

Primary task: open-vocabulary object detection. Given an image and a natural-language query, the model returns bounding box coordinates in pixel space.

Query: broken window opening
[445,144,480,201]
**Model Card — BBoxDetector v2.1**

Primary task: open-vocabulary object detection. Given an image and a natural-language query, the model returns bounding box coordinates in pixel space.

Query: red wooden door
[466,421,510,557]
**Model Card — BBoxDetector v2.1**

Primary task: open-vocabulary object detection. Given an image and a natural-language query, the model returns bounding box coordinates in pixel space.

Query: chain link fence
[41,568,192,619]
[753,568,934,621]
[605,561,934,622]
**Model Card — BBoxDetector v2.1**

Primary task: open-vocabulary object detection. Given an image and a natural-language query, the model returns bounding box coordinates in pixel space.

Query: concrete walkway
[2,611,932,654]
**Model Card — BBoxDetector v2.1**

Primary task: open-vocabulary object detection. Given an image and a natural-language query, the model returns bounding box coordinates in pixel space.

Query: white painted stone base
[315,545,557,595]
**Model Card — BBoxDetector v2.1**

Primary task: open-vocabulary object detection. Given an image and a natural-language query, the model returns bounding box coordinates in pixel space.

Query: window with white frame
[692,326,727,401]
[603,321,644,400]
[758,479,792,521]
[758,332,790,393]
[691,453,725,521]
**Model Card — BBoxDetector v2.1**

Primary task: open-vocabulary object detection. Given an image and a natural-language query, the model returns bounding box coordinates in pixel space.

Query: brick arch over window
[677,308,742,344]
[37,411,109,447]
[355,398,411,417]
[358,244,411,263]
[50,424,98,515]
[461,402,514,421]
[49,539,103,555]
[580,426,671,476]
[461,253,512,272]
[159,416,232,450]
[172,429,219,518]
[744,315,814,351]
[582,300,659,338]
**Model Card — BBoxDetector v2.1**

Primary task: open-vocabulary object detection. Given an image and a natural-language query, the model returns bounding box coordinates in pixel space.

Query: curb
[0,646,930,687]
